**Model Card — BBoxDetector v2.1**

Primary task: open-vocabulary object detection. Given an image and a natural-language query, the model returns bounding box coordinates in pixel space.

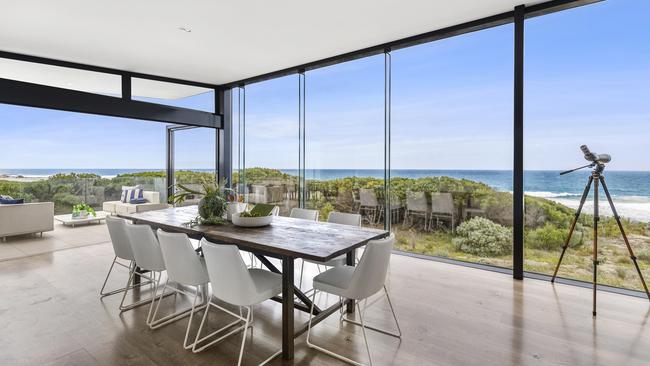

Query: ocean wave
[525,191,578,199]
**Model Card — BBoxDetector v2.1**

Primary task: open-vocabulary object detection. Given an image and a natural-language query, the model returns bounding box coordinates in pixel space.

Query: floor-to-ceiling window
[391,24,514,268]
[243,76,299,216]
[305,56,385,225]
[525,0,650,290]
[0,104,167,214]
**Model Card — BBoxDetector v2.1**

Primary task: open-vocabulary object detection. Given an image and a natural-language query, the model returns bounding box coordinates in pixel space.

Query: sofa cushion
[0,198,24,204]
[129,198,148,204]
[121,188,144,203]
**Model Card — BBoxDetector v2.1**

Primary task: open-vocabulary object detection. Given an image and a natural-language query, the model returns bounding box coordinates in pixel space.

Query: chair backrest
[290,207,319,221]
[157,229,209,286]
[328,211,362,227]
[430,192,454,214]
[406,191,428,212]
[201,238,258,306]
[106,216,134,261]
[347,234,395,300]
[359,188,379,207]
[124,223,166,272]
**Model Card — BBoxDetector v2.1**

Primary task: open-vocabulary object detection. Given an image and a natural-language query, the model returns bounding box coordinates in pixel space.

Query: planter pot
[227,202,246,221]
[72,210,89,219]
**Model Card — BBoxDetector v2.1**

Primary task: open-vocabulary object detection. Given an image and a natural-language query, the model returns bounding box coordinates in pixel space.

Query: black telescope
[560,145,611,175]
[580,145,611,164]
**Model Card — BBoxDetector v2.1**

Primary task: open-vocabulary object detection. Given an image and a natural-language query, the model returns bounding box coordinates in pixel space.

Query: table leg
[282,256,295,360]
[346,249,356,314]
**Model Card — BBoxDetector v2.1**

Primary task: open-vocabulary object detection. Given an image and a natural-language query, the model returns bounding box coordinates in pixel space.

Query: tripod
[551,162,650,316]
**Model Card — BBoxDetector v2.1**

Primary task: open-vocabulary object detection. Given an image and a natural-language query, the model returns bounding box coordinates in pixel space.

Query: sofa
[0,202,54,242]
[102,191,168,215]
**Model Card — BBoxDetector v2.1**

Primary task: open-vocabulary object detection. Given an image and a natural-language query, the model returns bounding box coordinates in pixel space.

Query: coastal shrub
[525,223,582,251]
[453,217,512,256]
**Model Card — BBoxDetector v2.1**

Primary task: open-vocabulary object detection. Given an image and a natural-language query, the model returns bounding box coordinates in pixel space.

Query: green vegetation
[453,217,512,256]
[2,167,649,291]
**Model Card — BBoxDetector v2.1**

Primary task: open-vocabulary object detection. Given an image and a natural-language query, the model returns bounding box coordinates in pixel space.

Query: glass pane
[132,78,215,112]
[0,58,121,96]
[306,55,384,226]
[243,76,298,216]
[391,24,514,268]
[525,0,650,291]
[0,104,167,214]
[173,127,216,206]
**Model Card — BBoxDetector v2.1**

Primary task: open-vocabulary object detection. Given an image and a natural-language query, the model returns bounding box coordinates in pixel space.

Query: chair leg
[356,302,373,366]
[192,301,248,353]
[99,257,118,297]
[299,260,305,290]
[237,307,251,366]
[307,291,368,366]
[149,279,207,330]
[340,286,401,339]
[183,292,202,349]
[100,259,152,298]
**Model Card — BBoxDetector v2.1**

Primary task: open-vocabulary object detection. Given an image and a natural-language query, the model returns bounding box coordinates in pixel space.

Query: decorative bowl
[231,213,273,227]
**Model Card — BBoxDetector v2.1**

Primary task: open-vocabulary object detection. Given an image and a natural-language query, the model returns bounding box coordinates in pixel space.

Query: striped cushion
[121,188,144,203]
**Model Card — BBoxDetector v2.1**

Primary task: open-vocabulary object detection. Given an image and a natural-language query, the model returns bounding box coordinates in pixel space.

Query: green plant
[525,223,582,251]
[171,178,234,225]
[72,202,96,217]
[453,217,512,256]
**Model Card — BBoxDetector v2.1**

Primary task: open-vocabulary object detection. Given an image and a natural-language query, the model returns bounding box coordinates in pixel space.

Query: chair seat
[248,268,283,305]
[305,255,346,267]
[313,265,355,298]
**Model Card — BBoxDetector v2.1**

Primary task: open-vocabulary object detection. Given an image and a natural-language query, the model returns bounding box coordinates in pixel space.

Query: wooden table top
[118,206,389,262]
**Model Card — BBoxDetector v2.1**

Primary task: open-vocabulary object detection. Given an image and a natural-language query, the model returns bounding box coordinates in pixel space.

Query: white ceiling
[0,0,545,91]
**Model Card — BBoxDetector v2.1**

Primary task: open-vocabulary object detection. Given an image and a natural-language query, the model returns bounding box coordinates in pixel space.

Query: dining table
[118,206,389,361]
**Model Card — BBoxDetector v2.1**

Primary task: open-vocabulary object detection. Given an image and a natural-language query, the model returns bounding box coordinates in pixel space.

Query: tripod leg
[592,176,599,317]
[599,176,650,302]
[551,175,593,283]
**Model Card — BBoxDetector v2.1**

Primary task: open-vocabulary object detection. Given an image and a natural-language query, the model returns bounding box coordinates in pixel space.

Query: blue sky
[1,0,648,171]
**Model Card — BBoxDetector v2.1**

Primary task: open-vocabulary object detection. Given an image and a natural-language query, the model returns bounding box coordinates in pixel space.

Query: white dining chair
[123,223,192,329]
[290,207,319,221]
[102,216,154,311]
[306,234,401,366]
[299,212,362,290]
[156,229,210,348]
[194,239,282,365]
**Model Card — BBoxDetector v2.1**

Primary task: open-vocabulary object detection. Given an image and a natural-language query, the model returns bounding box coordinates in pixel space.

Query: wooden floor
[1,237,649,365]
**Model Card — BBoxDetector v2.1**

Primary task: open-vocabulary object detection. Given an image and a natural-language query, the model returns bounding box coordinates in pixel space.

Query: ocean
[2,168,649,221]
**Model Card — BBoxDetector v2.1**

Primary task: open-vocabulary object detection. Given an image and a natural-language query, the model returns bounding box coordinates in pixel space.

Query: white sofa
[102,191,168,215]
[0,202,54,242]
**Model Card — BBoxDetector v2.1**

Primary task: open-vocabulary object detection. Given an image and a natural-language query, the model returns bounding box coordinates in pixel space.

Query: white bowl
[231,213,273,227]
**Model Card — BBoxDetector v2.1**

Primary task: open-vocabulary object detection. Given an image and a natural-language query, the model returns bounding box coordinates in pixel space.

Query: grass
[391,226,650,292]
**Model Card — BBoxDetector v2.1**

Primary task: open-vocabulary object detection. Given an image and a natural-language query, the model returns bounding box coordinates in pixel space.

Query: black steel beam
[513,5,525,281]
[223,0,600,88]
[0,78,221,128]
[166,127,175,203]
[217,89,232,185]
[0,50,220,90]
[121,74,131,100]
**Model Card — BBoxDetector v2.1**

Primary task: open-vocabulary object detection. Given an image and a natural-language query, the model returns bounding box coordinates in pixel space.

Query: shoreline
[2,174,649,222]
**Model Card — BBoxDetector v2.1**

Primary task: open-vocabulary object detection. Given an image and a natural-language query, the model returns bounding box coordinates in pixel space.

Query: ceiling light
[178,27,192,33]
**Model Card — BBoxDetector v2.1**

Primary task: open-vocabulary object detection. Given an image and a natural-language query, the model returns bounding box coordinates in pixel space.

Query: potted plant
[72,203,96,219]
[171,179,234,225]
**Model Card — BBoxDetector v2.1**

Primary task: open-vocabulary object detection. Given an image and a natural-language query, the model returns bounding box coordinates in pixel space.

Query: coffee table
[54,211,108,227]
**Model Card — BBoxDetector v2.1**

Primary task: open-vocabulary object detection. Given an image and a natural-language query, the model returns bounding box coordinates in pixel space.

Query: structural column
[513,5,525,280]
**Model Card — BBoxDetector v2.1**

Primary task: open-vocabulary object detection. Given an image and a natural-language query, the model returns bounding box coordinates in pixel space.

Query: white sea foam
[550,197,650,222]
[525,191,577,199]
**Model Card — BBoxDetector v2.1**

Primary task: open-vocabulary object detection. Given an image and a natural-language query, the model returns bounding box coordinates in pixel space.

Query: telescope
[553,144,650,316]
[560,145,611,175]
[580,145,611,164]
